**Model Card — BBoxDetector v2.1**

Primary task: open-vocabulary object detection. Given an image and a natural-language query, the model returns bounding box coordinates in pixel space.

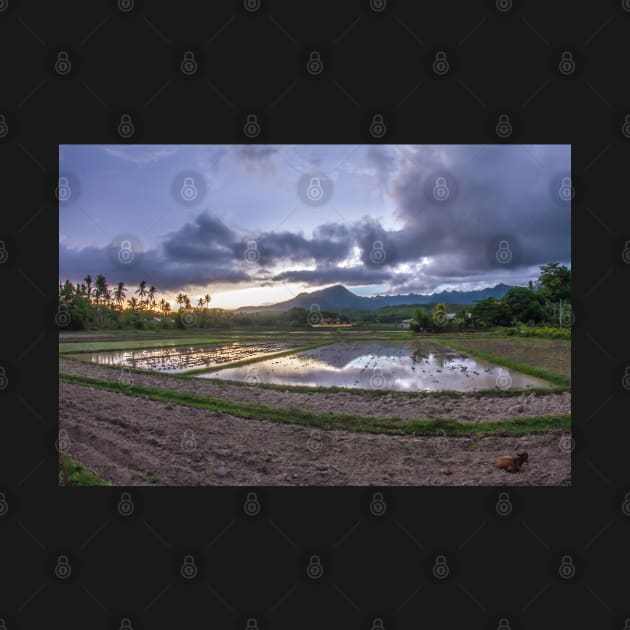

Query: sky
[59,144,571,309]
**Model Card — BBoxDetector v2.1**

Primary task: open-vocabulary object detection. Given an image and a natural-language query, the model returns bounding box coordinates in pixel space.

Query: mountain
[237,283,516,313]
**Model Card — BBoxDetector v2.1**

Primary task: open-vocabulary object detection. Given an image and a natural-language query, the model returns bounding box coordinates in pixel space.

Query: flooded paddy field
[201,340,552,391]
[82,341,301,374]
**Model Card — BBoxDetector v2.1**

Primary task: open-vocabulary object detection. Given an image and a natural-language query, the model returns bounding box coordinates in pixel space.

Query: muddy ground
[59,358,570,422]
[59,383,570,486]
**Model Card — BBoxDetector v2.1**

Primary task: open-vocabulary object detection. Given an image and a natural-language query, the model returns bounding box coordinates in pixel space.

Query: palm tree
[184,296,191,310]
[197,297,204,311]
[113,282,127,310]
[127,297,138,312]
[84,274,92,304]
[135,280,148,310]
[148,285,157,310]
[176,293,186,311]
[204,293,211,308]
[163,301,171,315]
[94,274,108,307]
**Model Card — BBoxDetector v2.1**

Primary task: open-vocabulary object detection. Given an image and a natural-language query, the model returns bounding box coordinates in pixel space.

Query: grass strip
[431,338,570,388]
[60,372,570,437]
[61,456,110,486]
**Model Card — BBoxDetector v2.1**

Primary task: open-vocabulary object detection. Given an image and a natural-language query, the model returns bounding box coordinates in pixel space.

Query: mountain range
[237,283,516,313]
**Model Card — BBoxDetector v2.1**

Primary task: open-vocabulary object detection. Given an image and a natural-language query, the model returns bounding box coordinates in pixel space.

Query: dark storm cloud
[60,146,569,294]
[59,242,250,293]
[272,266,392,287]
[387,145,570,275]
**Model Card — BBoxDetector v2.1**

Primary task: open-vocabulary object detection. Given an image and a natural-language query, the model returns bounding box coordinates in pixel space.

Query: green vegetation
[60,372,569,436]
[60,456,109,486]
[406,263,571,335]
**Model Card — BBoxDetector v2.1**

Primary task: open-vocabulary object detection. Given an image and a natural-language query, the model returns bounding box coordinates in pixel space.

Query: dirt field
[59,383,571,486]
[59,357,570,423]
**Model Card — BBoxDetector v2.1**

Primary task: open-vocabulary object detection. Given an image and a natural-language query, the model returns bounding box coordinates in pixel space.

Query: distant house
[446,313,456,320]
[400,318,413,329]
[321,316,341,325]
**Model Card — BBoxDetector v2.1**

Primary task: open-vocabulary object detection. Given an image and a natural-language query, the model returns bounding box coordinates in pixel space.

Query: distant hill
[237,283,516,313]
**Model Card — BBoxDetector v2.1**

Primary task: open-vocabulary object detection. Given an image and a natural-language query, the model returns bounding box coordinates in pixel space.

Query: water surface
[200,341,551,391]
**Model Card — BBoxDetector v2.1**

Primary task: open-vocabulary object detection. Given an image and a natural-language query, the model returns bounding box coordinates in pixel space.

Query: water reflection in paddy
[200,341,552,391]
[87,341,297,374]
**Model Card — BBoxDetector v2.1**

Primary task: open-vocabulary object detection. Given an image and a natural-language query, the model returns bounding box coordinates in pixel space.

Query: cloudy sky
[59,144,571,309]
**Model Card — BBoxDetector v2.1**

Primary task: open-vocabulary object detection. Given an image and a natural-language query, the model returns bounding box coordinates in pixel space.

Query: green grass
[59,337,230,354]
[431,338,570,388]
[61,456,110,486]
[60,372,570,437]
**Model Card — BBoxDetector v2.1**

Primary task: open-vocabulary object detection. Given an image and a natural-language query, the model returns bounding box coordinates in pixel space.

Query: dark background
[1,0,629,628]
